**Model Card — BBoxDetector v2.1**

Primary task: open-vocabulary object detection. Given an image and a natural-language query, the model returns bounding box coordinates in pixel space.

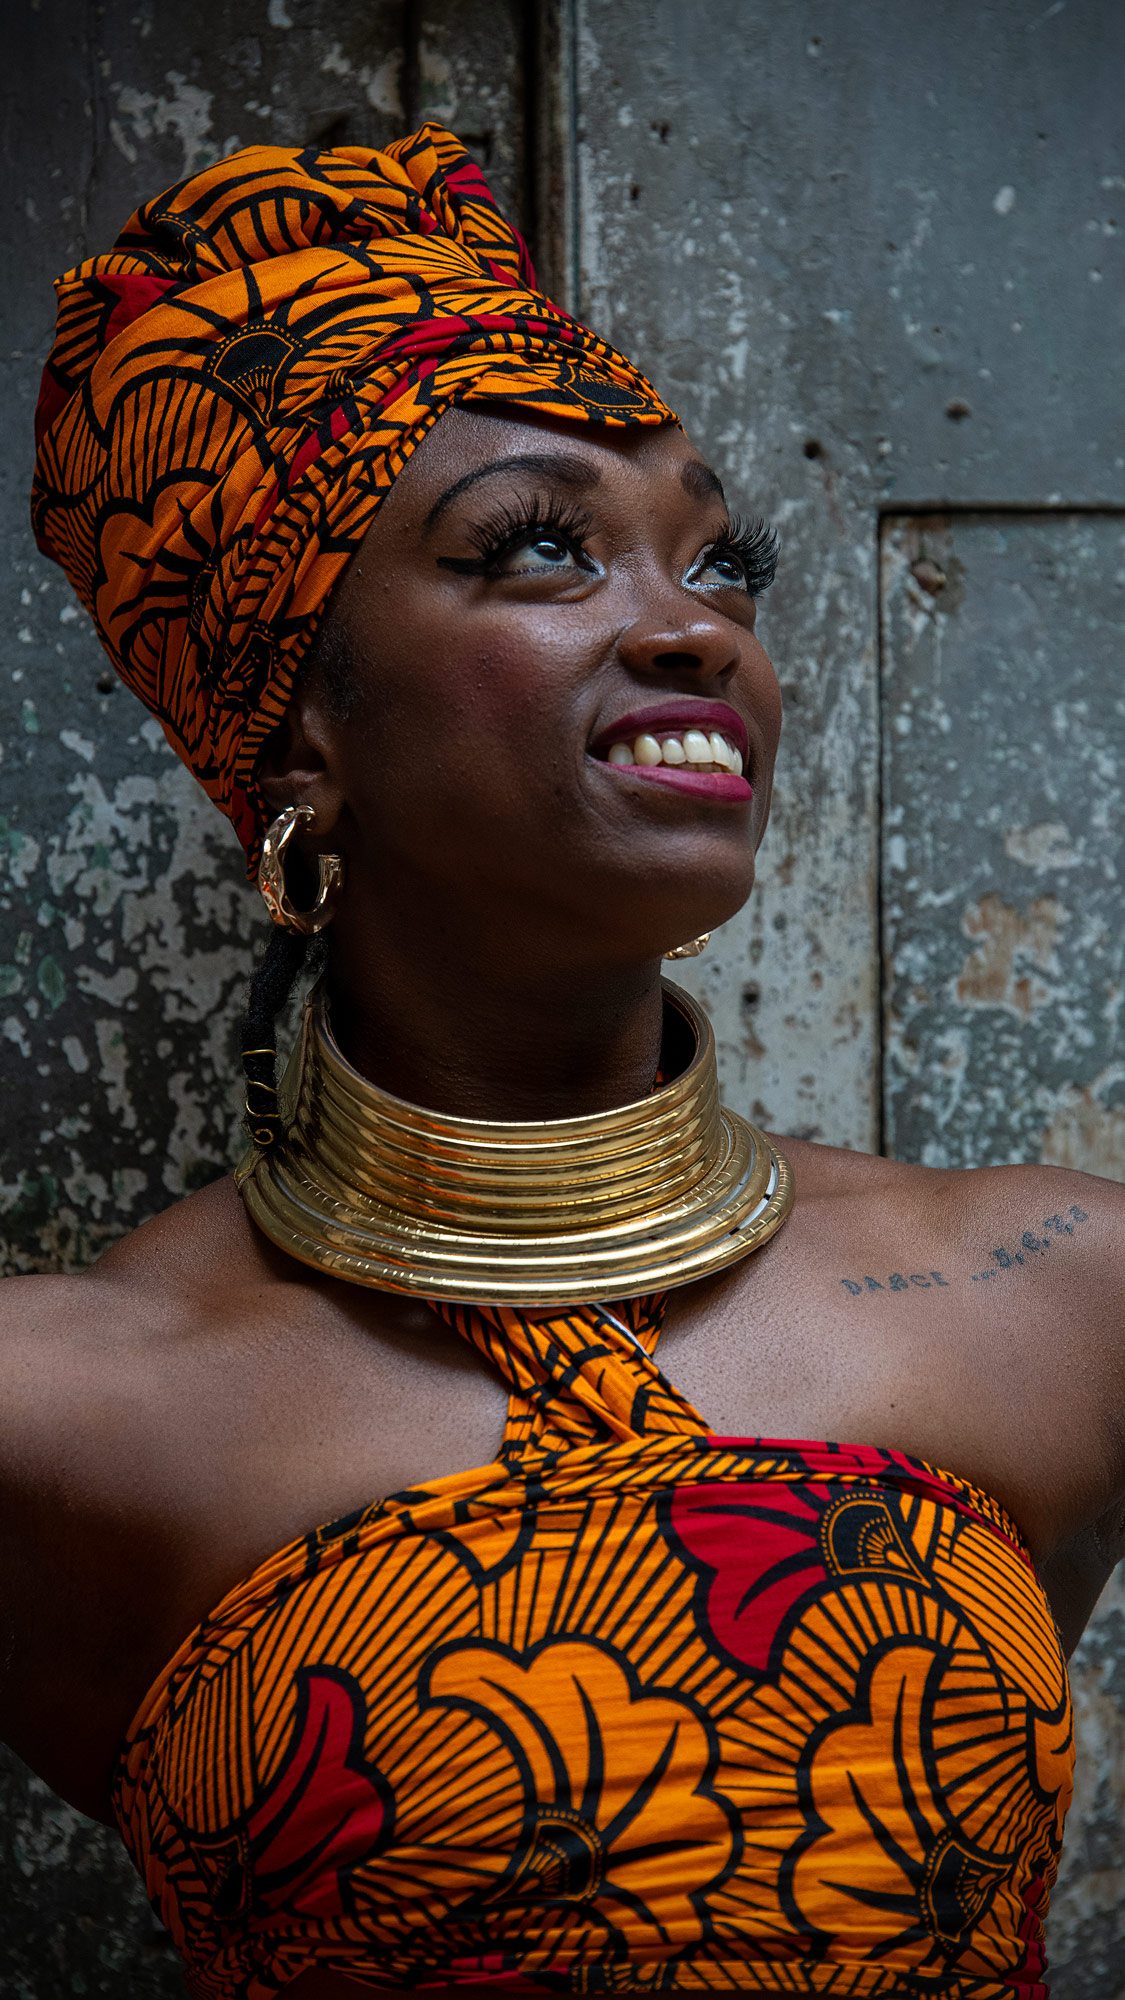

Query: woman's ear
[256,678,348,845]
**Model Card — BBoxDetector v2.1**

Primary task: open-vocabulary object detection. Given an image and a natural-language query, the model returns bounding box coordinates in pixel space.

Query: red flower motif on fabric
[194,1666,394,1924]
[668,1483,828,1674]
[669,1474,935,1678]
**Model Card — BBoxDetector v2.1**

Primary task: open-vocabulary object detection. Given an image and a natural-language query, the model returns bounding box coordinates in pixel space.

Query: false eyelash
[438,494,781,594]
[439,493,596,574]
[705,514,781,597]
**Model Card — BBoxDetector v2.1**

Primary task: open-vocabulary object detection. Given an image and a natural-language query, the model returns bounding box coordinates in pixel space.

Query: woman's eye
[499,532,582,573]
[690,547,746,589]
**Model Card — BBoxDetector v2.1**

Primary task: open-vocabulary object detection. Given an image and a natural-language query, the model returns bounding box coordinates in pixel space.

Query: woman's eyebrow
[424,451,601,530]
[680,459,726,506]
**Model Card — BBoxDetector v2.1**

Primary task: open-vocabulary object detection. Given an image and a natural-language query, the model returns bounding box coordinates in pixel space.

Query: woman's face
[292,405,783,972]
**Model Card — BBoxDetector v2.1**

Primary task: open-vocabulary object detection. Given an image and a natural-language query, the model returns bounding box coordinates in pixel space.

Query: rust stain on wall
[955,892,1066,1016]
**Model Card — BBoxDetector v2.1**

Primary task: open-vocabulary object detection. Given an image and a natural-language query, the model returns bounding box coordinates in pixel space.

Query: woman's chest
[120,1447,1071,1994]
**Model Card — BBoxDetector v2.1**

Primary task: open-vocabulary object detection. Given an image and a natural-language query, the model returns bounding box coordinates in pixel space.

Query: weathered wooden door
[2,1,1121,1988]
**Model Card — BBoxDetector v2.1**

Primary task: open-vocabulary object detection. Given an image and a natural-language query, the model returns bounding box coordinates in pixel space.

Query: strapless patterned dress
[113,1293,1073,1995]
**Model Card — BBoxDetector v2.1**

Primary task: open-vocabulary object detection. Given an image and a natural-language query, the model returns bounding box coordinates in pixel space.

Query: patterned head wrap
[31,125,672,869]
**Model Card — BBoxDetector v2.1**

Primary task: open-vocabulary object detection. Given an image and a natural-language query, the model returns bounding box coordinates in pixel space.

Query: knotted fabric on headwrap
[31,125,673,869]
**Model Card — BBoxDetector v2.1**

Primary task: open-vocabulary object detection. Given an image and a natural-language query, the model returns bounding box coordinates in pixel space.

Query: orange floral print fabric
[30,126,672,869]
[113,1295,1073,1996]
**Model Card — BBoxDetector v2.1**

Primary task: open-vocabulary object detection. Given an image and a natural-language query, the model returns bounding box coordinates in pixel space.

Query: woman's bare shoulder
[766,1134,1125,1498]
[771,1134,1125,1341]
[0,1175,289,1545]
[1,1173,278,1337]
[0,1175,507,1814]
[774,1128,1125,1237]
[89,1168,279,1289]
[0,1178,262,1808]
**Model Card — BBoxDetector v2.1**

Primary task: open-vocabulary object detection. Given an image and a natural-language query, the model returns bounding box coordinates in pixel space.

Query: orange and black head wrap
[31,124,673,871]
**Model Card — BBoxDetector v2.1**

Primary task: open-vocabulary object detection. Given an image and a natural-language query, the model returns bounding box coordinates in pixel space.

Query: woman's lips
[590,699,749,764]
[587,699,753,805]
[588,700,752,806]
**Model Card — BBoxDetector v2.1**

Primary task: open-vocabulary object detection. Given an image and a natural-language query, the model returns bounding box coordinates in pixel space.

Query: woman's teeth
[605,729,744,776]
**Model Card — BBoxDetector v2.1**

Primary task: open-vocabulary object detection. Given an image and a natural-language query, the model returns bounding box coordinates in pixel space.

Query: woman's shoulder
[0,1179,234,1451]
[774,1131,1125,1290]
[0,1178,319,1813]
[0,1177,511,1816]
[769,1133,1125,1401]
[0,1177,288,1520]
[2,1169,267,1320]
[85,1167,281,1294]
[686,1136,1124,1550]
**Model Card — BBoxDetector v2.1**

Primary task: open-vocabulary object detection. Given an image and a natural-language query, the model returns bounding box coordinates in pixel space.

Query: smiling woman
[6,119,1125,2000]
[248,407,783,1116]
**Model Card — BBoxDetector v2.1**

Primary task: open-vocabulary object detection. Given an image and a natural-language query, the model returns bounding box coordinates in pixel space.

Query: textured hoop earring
[258,805,344,935]
[664,932,711,960]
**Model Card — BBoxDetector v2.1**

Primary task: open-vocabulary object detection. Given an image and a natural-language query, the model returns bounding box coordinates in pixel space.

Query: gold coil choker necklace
[236,979,793,1305]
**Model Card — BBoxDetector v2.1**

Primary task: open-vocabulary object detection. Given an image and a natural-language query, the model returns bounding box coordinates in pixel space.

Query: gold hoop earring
[258,805,344,934]
[664,932,711,960]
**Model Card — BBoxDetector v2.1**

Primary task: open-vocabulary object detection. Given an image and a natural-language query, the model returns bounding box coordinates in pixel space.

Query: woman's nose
[616,613,738,681]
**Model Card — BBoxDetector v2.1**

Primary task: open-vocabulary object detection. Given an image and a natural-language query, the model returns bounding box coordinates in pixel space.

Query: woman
[6,123,1123,1997]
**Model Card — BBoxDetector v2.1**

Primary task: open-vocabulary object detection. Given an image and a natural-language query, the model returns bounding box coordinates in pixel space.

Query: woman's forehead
[384,404,718,518]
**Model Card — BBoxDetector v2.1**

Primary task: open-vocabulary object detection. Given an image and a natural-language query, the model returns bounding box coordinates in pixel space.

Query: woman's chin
[582,891,754,968]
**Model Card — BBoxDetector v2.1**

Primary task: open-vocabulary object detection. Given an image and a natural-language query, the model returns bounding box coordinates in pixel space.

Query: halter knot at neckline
[430,1293,709,1461]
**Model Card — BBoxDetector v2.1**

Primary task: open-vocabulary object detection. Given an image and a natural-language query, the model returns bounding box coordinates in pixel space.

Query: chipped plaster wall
[882,513,1125,1178]
[2,0,1124,1990]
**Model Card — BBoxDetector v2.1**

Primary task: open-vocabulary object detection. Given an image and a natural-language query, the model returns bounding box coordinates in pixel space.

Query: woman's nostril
[618,621,737,678]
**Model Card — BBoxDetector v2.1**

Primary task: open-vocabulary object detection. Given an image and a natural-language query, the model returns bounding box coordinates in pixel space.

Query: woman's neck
[323,933,667,1122]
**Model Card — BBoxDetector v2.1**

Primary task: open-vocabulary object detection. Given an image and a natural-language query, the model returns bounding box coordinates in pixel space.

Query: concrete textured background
[1,0,1123,1990]
[882,513,1125,1177]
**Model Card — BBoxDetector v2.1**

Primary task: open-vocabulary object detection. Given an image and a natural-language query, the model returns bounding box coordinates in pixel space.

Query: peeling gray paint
[881,513,1125,1179]
[0,1753,188,1999]
[415,0,526,222]
[575,4,883,1147]
[0,554,276,1272]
